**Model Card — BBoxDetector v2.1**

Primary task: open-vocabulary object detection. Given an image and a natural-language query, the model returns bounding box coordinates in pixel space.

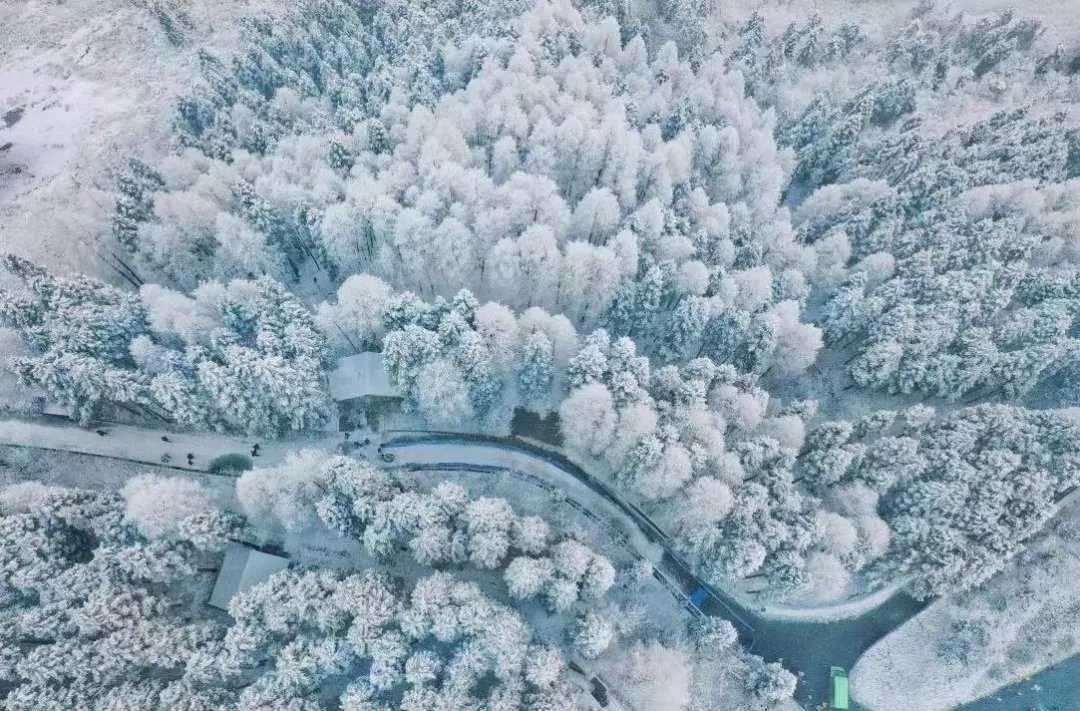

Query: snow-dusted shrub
[208,453,253,474]
[571,611,614,659]
[121,474,215,539]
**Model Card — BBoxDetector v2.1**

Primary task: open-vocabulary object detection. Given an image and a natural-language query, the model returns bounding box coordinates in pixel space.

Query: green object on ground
[208,453,254,474]
[830,666,850,710]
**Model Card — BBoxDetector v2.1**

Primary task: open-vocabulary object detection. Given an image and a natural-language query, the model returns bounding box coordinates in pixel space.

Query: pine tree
[517,331,555,408]
[112,160,166,252]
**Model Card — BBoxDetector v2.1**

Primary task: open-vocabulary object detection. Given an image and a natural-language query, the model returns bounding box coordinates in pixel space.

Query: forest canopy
[2,0,1079,612]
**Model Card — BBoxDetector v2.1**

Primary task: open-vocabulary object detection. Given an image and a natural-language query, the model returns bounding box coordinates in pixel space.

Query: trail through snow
[0,416,339,471]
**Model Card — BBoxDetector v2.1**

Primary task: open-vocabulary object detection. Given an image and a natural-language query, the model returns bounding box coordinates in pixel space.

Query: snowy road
[956,655,1080,711]
[0,416,339,472]
[381,432,927,710]
[0,417,926,709]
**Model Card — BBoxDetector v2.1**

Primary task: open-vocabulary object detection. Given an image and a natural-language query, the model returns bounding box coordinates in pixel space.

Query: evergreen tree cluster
[0,480,580,710]
[797,404,1080,597]
[114,0,815,366]
[761,4,1080,402]
[236,450,616,611]
[3,0,1078,607]
[0,257,332,436]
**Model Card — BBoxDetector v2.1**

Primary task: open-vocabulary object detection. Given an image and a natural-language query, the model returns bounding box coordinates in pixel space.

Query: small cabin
[208,543,290,611]
[29,391,73,418]
[327,352,402,430]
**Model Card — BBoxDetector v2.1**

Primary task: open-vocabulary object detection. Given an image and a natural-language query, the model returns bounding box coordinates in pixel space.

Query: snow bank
[851,491,1080,711]
[725,576,909,623]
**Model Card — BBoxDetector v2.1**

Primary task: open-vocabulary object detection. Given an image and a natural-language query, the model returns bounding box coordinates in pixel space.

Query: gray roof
[208,544,290,611]
[328,352,401,401]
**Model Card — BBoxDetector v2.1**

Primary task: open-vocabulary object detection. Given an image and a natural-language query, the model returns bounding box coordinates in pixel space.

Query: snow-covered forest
[2,0,1080,708]
[0,454,794,709]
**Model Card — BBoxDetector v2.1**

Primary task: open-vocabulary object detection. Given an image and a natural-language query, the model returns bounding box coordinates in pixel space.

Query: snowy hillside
[0,0,286,275]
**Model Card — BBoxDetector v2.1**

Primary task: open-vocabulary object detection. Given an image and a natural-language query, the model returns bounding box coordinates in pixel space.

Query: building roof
[831,669,850,709]
[327,352,401,401]
[208,544,290,611]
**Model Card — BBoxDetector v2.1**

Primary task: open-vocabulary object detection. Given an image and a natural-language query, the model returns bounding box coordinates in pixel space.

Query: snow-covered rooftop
[328,352,401,401]
[208,544,289,611]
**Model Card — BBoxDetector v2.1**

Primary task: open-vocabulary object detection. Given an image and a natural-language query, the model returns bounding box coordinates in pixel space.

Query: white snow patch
[725,575,909,623]
[328,352,401,401]
[0,0,286,276]
[851,488,1080,711]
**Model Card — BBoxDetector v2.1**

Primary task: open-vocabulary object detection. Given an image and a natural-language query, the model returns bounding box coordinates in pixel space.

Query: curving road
[381,432,929,710]
[6,417,1071,710]
[0,417,927,710]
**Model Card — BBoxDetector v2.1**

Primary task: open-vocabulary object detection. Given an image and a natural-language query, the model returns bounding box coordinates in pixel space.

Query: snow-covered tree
[505,556,555,600]
[571,611,614,659]
[120,475,217,540]
[559,383,618,458]
[744,658,798,705]
[316,274,393,354]
[415,358,474,428]
[1,262,331,435]
[594,643,692,711]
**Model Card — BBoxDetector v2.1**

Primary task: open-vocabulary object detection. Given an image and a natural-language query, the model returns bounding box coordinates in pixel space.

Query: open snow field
[0,0,284,276]
[852,491,1080,711]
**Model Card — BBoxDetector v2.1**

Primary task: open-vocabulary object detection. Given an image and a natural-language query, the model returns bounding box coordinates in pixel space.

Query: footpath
[0,416,339,472]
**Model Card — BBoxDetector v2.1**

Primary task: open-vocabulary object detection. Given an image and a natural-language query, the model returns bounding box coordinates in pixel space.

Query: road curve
[381,431,928,709]
[0,417,927,710]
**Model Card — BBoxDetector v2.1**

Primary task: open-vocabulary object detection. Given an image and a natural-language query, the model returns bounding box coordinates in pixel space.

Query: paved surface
[0,418,937,709]
[955,655,1080,711]
[382,432,929,708]
[0,416,339,471]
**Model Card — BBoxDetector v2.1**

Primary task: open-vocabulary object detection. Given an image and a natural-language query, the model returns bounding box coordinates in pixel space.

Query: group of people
[140,429,383,469]
[154,434,260,466]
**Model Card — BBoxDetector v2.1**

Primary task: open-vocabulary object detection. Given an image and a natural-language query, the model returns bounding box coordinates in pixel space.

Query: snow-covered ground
[3,443,178,489]
[0,0,284,276]
[851,489,1080,711]
[726,574,909,624]
[0,416,340,471]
